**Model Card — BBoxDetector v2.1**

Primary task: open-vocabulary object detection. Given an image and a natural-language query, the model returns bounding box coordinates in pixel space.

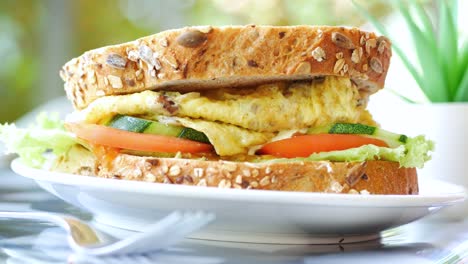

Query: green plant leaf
[409,0,436,43]
[454,40,468,101]
[438,0,458,100]
[454,63,468,101]
[388,89,417,104]
[396,0,447,102]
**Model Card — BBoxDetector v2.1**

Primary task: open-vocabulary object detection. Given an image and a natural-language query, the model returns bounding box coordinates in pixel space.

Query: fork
[0,211,215,256]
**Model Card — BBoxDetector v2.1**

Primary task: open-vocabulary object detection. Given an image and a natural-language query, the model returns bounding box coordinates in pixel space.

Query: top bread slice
[60,25,392,110]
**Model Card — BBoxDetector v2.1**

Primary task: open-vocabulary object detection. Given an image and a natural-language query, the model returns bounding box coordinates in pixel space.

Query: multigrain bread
[104,157,418,195]
[60,25,391,109]
[53,148,417,195]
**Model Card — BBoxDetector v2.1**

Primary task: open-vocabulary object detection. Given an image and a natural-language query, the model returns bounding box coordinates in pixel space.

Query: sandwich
[0,25,434,194]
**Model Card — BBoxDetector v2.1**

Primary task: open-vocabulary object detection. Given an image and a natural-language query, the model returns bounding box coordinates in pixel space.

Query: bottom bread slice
[57,148,417,195]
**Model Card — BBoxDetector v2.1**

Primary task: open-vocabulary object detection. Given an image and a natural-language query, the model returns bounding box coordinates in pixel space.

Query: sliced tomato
[66,123,213,153]
[257,134,388,158]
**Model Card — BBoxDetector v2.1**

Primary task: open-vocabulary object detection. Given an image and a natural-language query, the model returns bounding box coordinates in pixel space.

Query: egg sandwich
[0,26,434,194]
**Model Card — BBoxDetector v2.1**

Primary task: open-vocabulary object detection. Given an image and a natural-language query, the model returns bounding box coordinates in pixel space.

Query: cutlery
[0,211,214,256]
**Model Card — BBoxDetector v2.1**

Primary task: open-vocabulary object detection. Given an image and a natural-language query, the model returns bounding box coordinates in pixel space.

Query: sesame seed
[362,64,368,72]
[311,47,326,62]
[271,176,277,183]
[133,168,142,178]
[335,52,344,59]
[369,57,383,73]
[365,39,377,54]
[334,59,345,74]
[360,35,366,46]
[330,181,344,193]
[235,175,243,184]
[251,169,259,177]
[160,37,168,47]
[168,165,181,176]
[221,162,237,172]
[145,173,156,182]
[197,179,207,187]
[259,176,270,186]
[127,50,139,61]
[161,56,179,70]
[107,75,123,89]
[218,179,231,188]
[135,69,143,81]
[206,167,218,175]
[360,189,370,195]
[377,37,388,54]
[193,168,204,178]
[197,26,213,34]
[351,49,360,64]
[343,63,349,74]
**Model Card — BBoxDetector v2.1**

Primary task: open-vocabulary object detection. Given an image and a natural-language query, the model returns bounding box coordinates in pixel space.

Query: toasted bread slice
[61,25,391,109]
[54,146,416,195]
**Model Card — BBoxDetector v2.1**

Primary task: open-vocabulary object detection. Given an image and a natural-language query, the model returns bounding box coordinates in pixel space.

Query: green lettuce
[266,135,434,168]
[0,113,78,168]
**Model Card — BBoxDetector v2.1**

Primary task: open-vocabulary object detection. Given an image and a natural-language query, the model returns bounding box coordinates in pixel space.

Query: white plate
[11,159,466,244]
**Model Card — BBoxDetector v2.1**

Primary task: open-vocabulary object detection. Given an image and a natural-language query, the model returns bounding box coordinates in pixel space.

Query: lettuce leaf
[267,135,434,168]
[0,113,78,168]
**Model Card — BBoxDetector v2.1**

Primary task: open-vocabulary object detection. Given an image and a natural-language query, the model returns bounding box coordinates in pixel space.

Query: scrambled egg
[69,76,375,156]
[173,77,374,132]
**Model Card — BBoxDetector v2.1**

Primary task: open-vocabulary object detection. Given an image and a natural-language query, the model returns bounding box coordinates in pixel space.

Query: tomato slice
[66,123,213,153]
[257,134,388,158]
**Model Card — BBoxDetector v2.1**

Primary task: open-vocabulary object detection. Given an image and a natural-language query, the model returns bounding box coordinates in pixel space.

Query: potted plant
[355,0,468,218]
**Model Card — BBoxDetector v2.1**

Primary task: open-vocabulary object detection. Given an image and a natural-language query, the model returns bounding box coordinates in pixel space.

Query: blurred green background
[0,0,398,122]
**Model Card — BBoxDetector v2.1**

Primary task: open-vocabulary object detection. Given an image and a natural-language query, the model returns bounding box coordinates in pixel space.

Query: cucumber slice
[307,123,375,135]
[144,122,183,137]
[328,123,376,135]
[108,115,151,133]
[178,128,210,143]
[307,123,407,148]
[107,115,210,143]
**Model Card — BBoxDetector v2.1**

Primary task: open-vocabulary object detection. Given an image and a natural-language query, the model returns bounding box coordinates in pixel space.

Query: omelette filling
[69,76,375,157]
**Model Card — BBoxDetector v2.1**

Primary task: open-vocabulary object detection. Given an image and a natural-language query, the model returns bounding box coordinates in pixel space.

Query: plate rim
[11,158,466,207]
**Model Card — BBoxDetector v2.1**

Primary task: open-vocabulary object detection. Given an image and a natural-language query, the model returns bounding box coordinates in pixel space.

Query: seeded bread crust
[72,154,417,195]
[60,25,392,110]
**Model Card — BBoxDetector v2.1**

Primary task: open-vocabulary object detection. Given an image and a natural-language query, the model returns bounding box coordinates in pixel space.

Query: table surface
[0,166,467,264]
